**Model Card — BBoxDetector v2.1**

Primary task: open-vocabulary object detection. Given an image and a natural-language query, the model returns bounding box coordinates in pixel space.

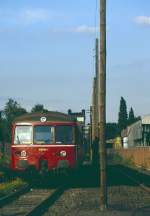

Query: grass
[0,178,26,197]
[112,153,123,163]
[113,153,135,167]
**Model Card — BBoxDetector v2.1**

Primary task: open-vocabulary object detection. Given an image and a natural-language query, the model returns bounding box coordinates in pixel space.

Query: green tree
[0,111,2,142]
[31,104,48,113]
[106,123,119,140]
[118,97,128,133]
[128,107,135,125]
[4,99,27,142]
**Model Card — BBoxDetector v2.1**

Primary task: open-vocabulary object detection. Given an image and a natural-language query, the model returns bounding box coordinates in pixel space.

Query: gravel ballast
[44,186,150,216]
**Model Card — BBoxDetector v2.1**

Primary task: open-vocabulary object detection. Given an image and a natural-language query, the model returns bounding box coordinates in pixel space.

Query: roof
[13,111,76,123]
[142,115,150,125]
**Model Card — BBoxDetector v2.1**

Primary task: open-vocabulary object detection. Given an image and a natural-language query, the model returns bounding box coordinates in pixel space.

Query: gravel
[42,165,150,216]
[44,185,150,216]
[44,186,150,216]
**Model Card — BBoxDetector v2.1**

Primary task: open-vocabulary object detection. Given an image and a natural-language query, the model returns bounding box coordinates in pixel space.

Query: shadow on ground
[18,165,100,189]
[15,164,150,190]
[107,165,150,187]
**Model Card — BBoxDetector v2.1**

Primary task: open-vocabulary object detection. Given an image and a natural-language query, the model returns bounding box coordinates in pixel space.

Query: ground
[43,165,150,216]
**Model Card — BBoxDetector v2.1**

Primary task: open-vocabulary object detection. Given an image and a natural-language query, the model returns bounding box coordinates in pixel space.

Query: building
[68,109,85,126]
[121,115,150,148]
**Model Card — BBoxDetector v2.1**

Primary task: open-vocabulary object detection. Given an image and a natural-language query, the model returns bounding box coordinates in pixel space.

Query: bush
[0,154,10,167]
[0,178,26,197]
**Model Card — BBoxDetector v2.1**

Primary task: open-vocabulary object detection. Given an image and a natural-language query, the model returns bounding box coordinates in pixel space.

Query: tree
[31,104,48,113]
[106,123,119,140]
[128,107,135,125]
[0,111,2,142]
[4,99,27,121]
[4,99,27,142]
[118,97,128,133]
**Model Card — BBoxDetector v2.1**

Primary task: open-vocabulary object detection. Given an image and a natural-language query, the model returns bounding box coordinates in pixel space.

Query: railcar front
[11,113,84,173]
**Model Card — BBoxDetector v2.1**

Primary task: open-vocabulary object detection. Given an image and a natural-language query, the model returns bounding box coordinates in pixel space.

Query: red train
[11,112,85,173]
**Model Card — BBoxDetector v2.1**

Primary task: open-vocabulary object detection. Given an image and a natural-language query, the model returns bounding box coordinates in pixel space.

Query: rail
[0,185,66,216]
[0,184,30,208]
[25,186,65,216]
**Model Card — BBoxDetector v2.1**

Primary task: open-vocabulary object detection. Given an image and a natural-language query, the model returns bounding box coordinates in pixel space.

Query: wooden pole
[95,38,99,138]
[92,38,99,142]
[99,0,107,210]
[92,77,97,141]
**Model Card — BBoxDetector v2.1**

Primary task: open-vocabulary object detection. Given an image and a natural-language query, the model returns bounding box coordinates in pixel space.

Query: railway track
[116,165,150,216]
[0,184,30,208]
[0,186,65,216]
[117,165,150,192]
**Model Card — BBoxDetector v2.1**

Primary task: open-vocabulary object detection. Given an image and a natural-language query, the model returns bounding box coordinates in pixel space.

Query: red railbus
[11,112,84,172]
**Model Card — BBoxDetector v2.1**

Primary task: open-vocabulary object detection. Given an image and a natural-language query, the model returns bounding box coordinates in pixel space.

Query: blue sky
[0,0,150,122]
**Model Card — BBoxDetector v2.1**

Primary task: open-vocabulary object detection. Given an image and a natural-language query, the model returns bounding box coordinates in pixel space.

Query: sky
[0,0,150,122]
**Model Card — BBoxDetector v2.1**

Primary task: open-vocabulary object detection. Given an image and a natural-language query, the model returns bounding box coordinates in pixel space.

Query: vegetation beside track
[0,154,10,168]
[0,178,27,197]
[112,152,134,167]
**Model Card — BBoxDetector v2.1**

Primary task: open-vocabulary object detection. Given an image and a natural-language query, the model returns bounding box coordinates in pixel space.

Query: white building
[122,115,150,148]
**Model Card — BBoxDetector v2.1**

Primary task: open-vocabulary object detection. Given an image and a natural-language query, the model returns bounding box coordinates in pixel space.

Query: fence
[112,147,150,170]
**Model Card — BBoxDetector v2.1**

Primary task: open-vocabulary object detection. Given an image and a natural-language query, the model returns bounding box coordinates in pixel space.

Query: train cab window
[34,126,54,144]
[14,126,33,144]
[55,126,74,144]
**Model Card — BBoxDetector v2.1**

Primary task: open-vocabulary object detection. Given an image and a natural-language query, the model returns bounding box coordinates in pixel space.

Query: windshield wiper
[17,136,20,144]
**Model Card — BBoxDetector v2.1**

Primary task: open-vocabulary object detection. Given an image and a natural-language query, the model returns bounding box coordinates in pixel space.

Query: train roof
[13,111,76,123]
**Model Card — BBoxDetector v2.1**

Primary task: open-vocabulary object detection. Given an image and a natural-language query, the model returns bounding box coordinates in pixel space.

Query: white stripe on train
[12,145,76,147]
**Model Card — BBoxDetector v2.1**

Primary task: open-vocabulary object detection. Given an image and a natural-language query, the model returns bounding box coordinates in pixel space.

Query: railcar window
[14,126,33,144]
[34,126,54,144]
[55,126,73,144]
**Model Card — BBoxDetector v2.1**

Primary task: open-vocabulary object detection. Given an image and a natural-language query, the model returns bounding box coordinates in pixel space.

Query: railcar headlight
[60,151,67,157]
[21,150,27,157]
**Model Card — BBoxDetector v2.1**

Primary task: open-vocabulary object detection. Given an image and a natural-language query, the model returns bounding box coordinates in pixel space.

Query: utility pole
[92,77,97,141]
[95,38,99,138]
[92,38,99,142]
[99,0,107,210]
[91,38,100,166]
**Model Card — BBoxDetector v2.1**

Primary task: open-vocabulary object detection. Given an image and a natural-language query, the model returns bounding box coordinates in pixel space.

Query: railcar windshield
[14,126,33,144]
[34,126,55,144]
[55,126,74,144]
